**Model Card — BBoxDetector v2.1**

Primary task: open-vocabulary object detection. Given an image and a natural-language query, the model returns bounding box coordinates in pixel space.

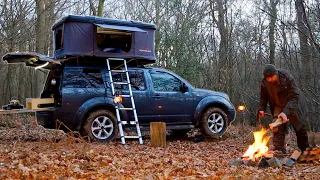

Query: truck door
[109,69,151,124]
[148,70,194,124]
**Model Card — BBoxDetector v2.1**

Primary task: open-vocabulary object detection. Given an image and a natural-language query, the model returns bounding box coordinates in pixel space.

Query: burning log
[242,128,271,159]
[262,152,274,159]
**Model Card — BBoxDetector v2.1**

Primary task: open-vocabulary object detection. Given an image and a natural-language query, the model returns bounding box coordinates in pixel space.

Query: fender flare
[73,97,128,131]
[194,96,235,123]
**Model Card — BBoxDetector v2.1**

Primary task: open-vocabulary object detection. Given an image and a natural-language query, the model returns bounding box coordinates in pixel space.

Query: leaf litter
[0,115,320,179]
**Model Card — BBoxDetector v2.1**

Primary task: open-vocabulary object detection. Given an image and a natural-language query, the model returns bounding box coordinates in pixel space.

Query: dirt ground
[0,115,320,179]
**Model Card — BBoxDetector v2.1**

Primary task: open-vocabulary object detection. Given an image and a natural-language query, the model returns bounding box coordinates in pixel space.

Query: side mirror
[180,83,188,93]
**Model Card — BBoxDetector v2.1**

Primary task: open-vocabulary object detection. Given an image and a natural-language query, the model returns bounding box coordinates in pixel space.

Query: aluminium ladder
[106,58,143,145]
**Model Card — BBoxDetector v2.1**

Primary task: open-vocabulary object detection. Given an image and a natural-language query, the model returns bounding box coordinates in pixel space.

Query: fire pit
[242,128,271,160]
[229,127,301,167]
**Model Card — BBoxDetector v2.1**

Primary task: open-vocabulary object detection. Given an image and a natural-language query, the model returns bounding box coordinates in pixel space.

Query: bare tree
[295,0,312,85]
[35,0,46,54]
[268,0,279,64]
[97,0,105,16]
[209,0,230,93]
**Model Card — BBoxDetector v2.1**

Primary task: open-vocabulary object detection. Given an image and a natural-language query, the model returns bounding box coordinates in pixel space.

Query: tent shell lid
[52,15,156,30]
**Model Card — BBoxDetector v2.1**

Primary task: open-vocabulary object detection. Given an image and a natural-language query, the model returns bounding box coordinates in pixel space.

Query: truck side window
[111,70,145,91]
[63,68,104,88]
[150,71,181,92]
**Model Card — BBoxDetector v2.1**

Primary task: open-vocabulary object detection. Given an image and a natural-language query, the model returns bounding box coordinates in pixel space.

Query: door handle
[152,95,161,99]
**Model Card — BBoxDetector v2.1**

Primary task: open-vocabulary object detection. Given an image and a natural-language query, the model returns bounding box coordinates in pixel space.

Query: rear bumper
[36,111,55,129]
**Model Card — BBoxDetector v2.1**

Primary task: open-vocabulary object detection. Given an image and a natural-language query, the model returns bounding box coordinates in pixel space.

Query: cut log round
[150,122,166,147]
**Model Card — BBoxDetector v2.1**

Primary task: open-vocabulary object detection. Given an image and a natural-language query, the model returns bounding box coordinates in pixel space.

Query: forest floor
[0,115,320,179]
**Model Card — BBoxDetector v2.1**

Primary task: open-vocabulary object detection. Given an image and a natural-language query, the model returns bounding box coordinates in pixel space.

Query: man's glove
[278,112,289,123]
[259,111,265,118]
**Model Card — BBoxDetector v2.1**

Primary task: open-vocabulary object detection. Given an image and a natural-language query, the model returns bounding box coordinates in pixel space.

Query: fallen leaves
[0,137,319,179]
[1,118,320,179]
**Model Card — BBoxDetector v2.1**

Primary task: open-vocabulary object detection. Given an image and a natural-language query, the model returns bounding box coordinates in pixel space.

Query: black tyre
[82,110,118,142]
[200,107,229,138]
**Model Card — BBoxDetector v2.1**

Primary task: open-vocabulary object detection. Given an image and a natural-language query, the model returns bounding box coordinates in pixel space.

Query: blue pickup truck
[3,53,236,142]
[2,15,236,142]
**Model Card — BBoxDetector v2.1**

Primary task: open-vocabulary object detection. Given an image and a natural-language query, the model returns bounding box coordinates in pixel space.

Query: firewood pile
[298,147,320,163]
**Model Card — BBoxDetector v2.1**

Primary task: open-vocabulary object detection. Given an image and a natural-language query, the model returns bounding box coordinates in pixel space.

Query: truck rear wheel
[82,110,118,142]
[200,107,228,138]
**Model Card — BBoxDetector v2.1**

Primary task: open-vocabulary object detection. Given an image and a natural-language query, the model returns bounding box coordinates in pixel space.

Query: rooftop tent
[52,15,156,64]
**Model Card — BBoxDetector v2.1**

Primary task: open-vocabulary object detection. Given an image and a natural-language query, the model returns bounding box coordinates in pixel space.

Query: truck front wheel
[82,110,118,142]
[200,107,229,138]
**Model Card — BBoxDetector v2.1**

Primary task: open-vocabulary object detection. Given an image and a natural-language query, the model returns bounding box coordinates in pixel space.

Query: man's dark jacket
[259,69,308,131]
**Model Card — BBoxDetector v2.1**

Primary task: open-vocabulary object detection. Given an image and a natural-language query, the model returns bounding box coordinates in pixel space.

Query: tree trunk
[98,0,105,17]
[295,0,312,86]
[44,0,56,56]
[269,0,279,64]
[35,0,46,54]
[209,0,229,93]
[89,0,96,16]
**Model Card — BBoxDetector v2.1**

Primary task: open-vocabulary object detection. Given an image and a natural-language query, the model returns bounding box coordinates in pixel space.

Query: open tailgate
[2,52,60,69]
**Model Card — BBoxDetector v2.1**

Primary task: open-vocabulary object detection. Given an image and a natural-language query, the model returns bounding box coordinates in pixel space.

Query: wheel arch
[194,96,234,126]
[82,109,119,142]
[73,97,128,131]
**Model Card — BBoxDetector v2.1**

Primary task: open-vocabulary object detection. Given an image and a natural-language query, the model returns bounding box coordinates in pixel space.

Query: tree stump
[150,122,166,147]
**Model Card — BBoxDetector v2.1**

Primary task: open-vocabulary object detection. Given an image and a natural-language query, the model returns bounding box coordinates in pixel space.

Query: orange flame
[242,128,271,159]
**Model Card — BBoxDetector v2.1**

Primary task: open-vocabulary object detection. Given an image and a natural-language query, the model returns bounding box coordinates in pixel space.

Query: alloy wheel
[207,112,224,133]
[91,116,114,140]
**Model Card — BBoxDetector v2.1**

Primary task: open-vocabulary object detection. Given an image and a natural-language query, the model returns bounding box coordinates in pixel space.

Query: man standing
[259,64,309,153]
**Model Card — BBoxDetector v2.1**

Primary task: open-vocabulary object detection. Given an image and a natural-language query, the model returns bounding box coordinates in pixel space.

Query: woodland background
[0,0,319,130]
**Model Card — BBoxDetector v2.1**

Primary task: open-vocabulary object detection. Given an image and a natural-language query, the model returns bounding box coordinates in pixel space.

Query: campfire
[229,127,303,167]
[242,127,271,160]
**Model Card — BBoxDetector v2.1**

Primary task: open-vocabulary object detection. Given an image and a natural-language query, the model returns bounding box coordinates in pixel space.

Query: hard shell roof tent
[52,15,156,65]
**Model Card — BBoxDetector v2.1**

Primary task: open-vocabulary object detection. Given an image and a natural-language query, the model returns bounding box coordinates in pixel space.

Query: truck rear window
[109,70,145,91]
[63,68,104,88]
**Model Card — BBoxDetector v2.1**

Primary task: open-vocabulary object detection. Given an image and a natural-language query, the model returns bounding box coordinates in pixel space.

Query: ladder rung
[108,58,125,61]
[107,58,142,145]
[112,82,128,85]
[120,121,137,125]
[120,95,131,98]
[124,136,140,139]
[111,69,126,73]
[119,107,134,110]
